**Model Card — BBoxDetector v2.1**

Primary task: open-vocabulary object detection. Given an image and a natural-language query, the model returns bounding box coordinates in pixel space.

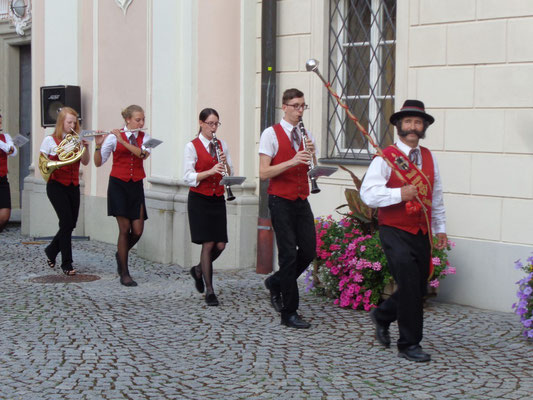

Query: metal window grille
[326,0,396,162]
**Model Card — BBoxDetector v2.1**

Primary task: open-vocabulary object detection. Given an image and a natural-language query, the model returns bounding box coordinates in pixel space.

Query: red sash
[383,145,433,214]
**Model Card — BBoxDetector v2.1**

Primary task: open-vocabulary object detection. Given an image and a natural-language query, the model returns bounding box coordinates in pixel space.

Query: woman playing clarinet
[0,113,18,233]
[183,108,233,306]
[94,105,151,287]
[41,107,90,275]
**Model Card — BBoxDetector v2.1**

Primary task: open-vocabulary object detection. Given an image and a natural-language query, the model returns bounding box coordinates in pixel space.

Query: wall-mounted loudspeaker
[40,85,82,127]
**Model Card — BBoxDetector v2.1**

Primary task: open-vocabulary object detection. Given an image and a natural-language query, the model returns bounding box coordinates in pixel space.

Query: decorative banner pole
[306,59,435,267]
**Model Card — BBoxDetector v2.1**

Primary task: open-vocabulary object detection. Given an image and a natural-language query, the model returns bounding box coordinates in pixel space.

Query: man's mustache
[398,128,425,139]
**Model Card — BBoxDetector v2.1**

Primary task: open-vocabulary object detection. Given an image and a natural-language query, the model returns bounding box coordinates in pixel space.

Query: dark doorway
[18,44,31,205]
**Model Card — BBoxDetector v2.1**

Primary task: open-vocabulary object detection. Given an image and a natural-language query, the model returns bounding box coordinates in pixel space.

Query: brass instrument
[297,117,320,194]
[38,129,86,182]
[212,132,235,201]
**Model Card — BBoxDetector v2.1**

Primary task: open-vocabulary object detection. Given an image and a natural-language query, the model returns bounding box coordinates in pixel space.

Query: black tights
[115,206,145,284]
[195,241,225,295]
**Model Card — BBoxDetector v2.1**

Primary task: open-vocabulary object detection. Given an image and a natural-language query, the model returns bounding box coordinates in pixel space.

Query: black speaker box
[40,85,82,127]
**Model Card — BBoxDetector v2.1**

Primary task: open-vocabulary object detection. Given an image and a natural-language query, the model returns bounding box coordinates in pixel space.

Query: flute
[81,128,148,138]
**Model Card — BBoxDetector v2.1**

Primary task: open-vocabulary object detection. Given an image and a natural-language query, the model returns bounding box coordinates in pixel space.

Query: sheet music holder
[308,166,338,179]
[142,138,163,149]
[220,176,246,187]
[13,134,29,147]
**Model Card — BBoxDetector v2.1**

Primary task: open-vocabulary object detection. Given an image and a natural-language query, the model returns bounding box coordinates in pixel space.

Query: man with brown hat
[360,99,447,362]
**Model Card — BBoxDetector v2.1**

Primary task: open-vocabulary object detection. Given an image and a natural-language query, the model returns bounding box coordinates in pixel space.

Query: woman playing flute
[94,105,151,287]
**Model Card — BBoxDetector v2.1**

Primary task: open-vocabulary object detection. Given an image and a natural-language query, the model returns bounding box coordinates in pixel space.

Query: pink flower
[429,279,440,288]
[372,262,382,271]
[445,267,456,275]
[432,257,441,266]
[360,245,366,252]
[330,266,340,275]
[330,244,341,251]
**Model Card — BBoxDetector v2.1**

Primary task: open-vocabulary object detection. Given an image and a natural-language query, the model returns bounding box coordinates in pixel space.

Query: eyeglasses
[284,103,309,111]
[204,121,222,127]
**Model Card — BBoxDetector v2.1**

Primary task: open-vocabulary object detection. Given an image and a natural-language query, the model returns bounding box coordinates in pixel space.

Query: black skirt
[107,176,148,220]
[0,176,11,209]
[188,191,227,244]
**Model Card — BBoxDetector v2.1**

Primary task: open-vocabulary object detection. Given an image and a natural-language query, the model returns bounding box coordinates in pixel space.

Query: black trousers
[268,195,316,316]
[46,181,80,268]
[374,225,431,350]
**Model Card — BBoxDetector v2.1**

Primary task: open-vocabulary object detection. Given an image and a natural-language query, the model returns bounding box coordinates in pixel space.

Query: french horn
[39,130,86,182]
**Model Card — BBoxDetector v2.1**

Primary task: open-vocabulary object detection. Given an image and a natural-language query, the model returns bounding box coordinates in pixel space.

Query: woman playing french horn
[40,107,90,275]
[93,105,150,287]
[183,108,234,306]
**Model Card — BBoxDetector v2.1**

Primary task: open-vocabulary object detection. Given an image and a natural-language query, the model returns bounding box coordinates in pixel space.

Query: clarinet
[297,117,320,194]
[212,132,236,201]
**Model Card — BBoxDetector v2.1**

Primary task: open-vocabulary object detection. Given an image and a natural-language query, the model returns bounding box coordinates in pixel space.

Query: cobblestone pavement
[1,225,532,400]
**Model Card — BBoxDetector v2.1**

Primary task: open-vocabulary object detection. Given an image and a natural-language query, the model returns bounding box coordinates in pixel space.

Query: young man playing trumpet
[259,88,317,329]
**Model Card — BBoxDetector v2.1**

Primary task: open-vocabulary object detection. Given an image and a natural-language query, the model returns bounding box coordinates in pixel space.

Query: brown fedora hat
[389,99,434,125]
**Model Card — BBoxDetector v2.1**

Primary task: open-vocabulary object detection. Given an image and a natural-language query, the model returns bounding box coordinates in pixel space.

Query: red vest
[110,131,146,182]
[49,136,81,186]
[378,145,435,234]
[190,137,225,197]
[267,123,310,201]
[0,134,7,177]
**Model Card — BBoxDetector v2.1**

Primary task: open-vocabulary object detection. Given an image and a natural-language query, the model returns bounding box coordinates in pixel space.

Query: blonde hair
[53,107,80,140]
[121,105,144,121]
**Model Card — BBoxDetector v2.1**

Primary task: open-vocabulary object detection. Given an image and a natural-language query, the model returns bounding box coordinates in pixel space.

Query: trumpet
[212,132,235,201]
[297,117,320,194]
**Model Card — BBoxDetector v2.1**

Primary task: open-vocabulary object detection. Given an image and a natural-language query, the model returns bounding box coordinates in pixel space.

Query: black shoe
[205,293,219,306]
[281,313,310,329]
[120,276,138,287]
[190,266,205,293]
[398,345,431,362]
[369,309,391,348]
[264,277,282,312]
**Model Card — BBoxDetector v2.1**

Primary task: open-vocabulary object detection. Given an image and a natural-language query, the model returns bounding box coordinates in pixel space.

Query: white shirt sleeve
[360,156,403,208]
[40,136,58,156]
[0,134,17,157]
[99,134,117,165]
[140,132,152,155]
[258,126,278,158]
[183,141,199,187]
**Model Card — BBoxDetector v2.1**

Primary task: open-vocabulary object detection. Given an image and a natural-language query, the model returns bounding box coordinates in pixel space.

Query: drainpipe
[256,0,276,274]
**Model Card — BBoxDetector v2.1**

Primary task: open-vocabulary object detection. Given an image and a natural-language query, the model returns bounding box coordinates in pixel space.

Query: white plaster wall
[398,1,533,311]
[43,0,79,85]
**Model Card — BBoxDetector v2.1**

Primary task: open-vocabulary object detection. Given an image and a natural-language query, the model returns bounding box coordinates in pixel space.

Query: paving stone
[1,225,532,399]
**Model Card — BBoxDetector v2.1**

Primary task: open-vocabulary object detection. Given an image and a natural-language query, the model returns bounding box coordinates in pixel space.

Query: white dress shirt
[360,140,446,234]
[99,126,152,165]
[183,133,234,187]
[0,133,18,157]
[258,118,317,158]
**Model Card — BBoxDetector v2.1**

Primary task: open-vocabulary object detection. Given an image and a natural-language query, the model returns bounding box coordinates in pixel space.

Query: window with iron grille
[325,0,396,163]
